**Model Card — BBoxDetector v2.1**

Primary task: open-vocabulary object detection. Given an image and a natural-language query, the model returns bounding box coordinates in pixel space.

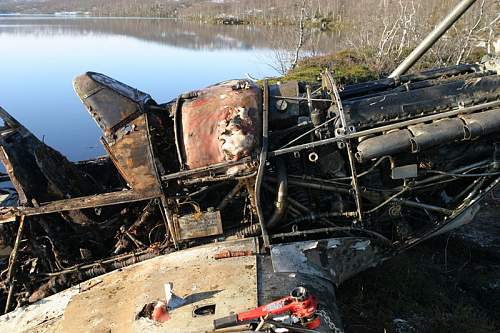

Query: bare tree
[290,0,307,70]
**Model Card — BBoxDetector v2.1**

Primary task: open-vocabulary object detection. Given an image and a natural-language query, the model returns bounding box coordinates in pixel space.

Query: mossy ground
[264,50,379,85]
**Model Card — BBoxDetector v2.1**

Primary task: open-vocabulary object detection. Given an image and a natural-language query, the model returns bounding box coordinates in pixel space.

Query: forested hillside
[0,0,495,24]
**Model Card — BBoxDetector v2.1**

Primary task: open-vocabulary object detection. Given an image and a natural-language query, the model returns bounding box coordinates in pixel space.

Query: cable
[427,170,500,178]
[367,188,408,214]
[335,155,391,180]
[279,115,338,149]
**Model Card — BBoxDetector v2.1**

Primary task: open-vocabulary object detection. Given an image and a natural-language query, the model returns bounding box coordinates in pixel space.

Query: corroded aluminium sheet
[0,286,80,333]
[0,237,349,333]
[270,237,386,286]
[0,107,100,205]
[59,238,259,333]
[179,80,261,170]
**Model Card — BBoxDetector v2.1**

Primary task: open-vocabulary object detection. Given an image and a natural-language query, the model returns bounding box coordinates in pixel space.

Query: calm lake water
[0,16,339,161]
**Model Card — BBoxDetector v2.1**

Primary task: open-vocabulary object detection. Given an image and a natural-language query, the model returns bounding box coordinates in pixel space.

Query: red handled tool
[214,286,320,330]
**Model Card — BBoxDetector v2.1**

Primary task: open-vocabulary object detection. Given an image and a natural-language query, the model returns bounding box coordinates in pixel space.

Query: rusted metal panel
[73,72,152,136]
[101,114,162,195]
[178,80,261,171]
[173,210,223,240]
[0,146,28,205]
[0,107,99,205]
[74,73,162,195]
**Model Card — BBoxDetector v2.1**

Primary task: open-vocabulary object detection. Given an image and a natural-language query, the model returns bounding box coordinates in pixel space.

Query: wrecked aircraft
[0,60,498,331]
[0,0,499,331]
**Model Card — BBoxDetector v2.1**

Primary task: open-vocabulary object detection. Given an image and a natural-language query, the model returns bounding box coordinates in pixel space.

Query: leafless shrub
[342,0,498,74]
[268,0,312,75]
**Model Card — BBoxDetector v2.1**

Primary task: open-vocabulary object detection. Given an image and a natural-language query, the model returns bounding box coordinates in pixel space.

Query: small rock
[392,318,416,333]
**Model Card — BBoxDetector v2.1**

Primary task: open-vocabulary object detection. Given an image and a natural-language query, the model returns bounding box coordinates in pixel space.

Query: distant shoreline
[0,13,177,19]
[0,12,298,26]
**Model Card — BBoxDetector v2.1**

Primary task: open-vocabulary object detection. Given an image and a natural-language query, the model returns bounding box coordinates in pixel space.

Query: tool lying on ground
[213,286,320,330]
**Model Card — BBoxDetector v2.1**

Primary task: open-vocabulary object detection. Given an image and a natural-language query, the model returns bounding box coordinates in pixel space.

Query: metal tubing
[287,178,351,195]
[255,81,271,248]
[271,227,392,244]
[161,156,252,181]
[285,211,358,225]
[413,160,490,186]
[263,182,334,226]
[216,182,244,211]
[395,198,453,215]
[326,70,364,222]
[389,0,478,78]
[267,159,288,229]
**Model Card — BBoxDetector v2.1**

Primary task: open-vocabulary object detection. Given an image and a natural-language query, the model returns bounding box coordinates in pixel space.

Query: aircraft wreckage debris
[0,2,498,330]
[0,58,498,329]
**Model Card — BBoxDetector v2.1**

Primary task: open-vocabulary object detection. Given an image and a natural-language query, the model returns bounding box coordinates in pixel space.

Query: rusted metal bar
[173,96,186,170]
[326,71,364,223]
[160,157,252,181]
[394,199,453,215]
[4,215,26,313]
[214,249,255,260]
[285,178,351,195]
[0,191,158,223]
[255,80,270,248]
[271,95,334,102]
[159,196,178,248]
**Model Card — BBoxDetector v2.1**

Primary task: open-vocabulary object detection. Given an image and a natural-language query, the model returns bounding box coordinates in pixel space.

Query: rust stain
[214,249,255,260]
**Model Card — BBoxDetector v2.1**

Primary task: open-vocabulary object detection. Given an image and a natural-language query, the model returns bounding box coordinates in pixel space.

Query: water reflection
[0,16,340,52]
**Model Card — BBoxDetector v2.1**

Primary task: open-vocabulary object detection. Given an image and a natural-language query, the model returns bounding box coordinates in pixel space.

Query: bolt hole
[193,304,216,317]
[309,152,319,163]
